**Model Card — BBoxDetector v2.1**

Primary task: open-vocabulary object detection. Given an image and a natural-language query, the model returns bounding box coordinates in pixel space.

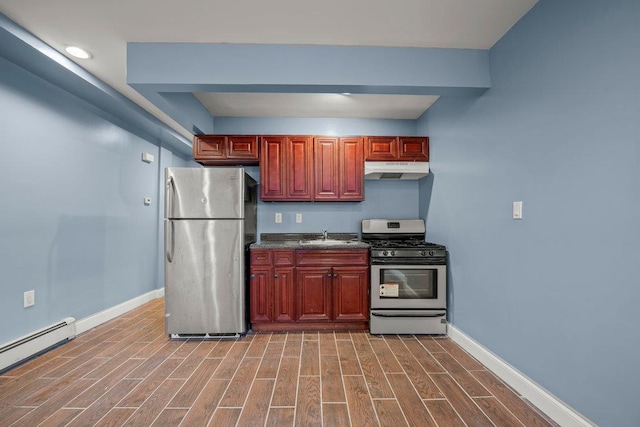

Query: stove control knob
[383,251,388,256]
[421,251,427,256]
[429,251,435,256]
[390,250,396,256]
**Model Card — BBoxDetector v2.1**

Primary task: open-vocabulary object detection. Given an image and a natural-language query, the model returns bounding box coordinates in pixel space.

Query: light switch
[296,213,302,223]
[142,152,154,163]
[144,197,152,206]
[513,201,523,220]
[275,213,282,223]
[24,290,35,307]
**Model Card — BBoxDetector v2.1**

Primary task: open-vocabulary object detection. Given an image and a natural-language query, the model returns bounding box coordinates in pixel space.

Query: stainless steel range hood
[364,161,429,180]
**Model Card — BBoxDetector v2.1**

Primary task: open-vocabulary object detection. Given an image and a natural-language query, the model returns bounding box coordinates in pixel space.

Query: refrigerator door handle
[166,221,175,262]
[166,176,176,218]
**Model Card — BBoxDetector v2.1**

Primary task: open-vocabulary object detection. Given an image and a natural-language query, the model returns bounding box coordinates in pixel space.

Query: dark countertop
[250,232,370,250]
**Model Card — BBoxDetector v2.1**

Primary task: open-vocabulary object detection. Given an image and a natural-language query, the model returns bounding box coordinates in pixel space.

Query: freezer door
[165,167,245,219]
[165,219,246,335]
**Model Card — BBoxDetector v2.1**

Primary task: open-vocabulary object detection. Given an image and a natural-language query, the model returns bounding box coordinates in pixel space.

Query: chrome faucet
[321,229,328,240]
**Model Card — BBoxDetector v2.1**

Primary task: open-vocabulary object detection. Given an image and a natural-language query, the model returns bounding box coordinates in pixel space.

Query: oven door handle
[371,312,446,318]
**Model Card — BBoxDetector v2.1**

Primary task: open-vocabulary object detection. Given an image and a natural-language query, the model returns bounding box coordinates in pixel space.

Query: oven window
[379,268,437,299]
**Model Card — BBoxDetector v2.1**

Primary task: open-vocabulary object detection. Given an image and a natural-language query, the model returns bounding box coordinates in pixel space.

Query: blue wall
[419,1,640,425]
[256,179,420,236]
[0,56,192,345]
[0,53,423,348]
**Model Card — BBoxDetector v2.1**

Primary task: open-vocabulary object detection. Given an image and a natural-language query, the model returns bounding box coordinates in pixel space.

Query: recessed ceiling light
[64,45,92,59]
[341,92,352,96]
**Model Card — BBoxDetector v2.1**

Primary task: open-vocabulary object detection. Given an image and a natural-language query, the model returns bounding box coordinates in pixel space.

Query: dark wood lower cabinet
[250,248,369,332]
[332,266,369,322]
[273,267,295,322]
[296,267,333,322]
[249,267,272,323]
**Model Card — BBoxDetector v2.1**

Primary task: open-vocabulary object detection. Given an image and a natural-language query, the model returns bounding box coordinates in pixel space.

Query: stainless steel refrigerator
[164,167,257,338]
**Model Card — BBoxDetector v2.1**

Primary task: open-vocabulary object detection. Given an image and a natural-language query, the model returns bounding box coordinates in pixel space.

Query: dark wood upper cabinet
[194,133,427,166]
[261,135,363,202]
[260,136,287,200]
[339,137,365,200]
[364,136,429,161]
[364,136,398,160]
[193,135,259,166]
[398,137,429,161]
[287,136,314,201]
[313,137,339,200]
[195,133,425,201]
[260,135,313,201]
[313,136,364,201]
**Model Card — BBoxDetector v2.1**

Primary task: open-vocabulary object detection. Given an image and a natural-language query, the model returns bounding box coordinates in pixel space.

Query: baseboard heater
[0,317,76,373]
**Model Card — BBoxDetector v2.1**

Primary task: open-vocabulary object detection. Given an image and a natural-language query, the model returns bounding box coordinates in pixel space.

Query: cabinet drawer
[250,250,272,266]
[273,250,295,266]
[251,249,295,266]
[296,249,369,266]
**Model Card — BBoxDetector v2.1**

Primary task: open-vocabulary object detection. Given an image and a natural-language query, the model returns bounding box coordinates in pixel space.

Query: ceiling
[0,0,537,138]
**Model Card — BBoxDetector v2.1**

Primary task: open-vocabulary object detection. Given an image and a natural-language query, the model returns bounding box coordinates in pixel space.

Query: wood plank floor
[0,298,557,426]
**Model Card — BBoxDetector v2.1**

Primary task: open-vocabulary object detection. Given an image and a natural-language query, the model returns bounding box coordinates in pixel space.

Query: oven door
[370,264,446,310]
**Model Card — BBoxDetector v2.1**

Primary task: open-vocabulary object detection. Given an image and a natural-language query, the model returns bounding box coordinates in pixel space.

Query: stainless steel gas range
[362,219,447,335]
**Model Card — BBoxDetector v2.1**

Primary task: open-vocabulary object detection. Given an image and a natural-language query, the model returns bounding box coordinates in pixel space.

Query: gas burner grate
[365,240,445,250]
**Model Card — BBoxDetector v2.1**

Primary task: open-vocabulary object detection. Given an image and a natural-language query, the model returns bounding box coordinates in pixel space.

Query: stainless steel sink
[298,239,357,246]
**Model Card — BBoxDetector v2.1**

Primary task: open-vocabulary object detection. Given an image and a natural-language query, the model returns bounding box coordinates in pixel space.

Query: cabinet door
[227,135,259,162]
[296,267,332,322]
[339,137,364,200]
[273,267,295,322]
[250,267,273,323]
[332,267,369,322]
[260,136,287,200]
[313,136,339,200]
[398,137,429,161]
[193,135,225,159]
[287,136,314,200]
[364,136,398,160]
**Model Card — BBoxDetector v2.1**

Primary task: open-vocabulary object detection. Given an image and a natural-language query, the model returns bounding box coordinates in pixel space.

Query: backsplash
[256,179,420,238]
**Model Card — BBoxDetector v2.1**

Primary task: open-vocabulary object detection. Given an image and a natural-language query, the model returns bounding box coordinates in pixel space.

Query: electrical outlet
[275,213,282,223]
[24,290,35,307]
[296,213,302,223]
[144,197,152,205]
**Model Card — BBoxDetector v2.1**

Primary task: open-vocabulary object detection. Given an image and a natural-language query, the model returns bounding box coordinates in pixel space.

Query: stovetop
[365,239,445,250]
[361,219,447,263]
[363,239,447,265]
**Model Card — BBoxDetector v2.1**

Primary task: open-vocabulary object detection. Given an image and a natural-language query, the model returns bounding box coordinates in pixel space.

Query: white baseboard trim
[447,324,596,427]
[76,288,165,335]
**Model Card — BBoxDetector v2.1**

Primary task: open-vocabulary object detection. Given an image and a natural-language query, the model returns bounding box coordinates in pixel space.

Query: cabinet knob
[274,274,279,278]
[327,273,333,278]
[250,274,255,279]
